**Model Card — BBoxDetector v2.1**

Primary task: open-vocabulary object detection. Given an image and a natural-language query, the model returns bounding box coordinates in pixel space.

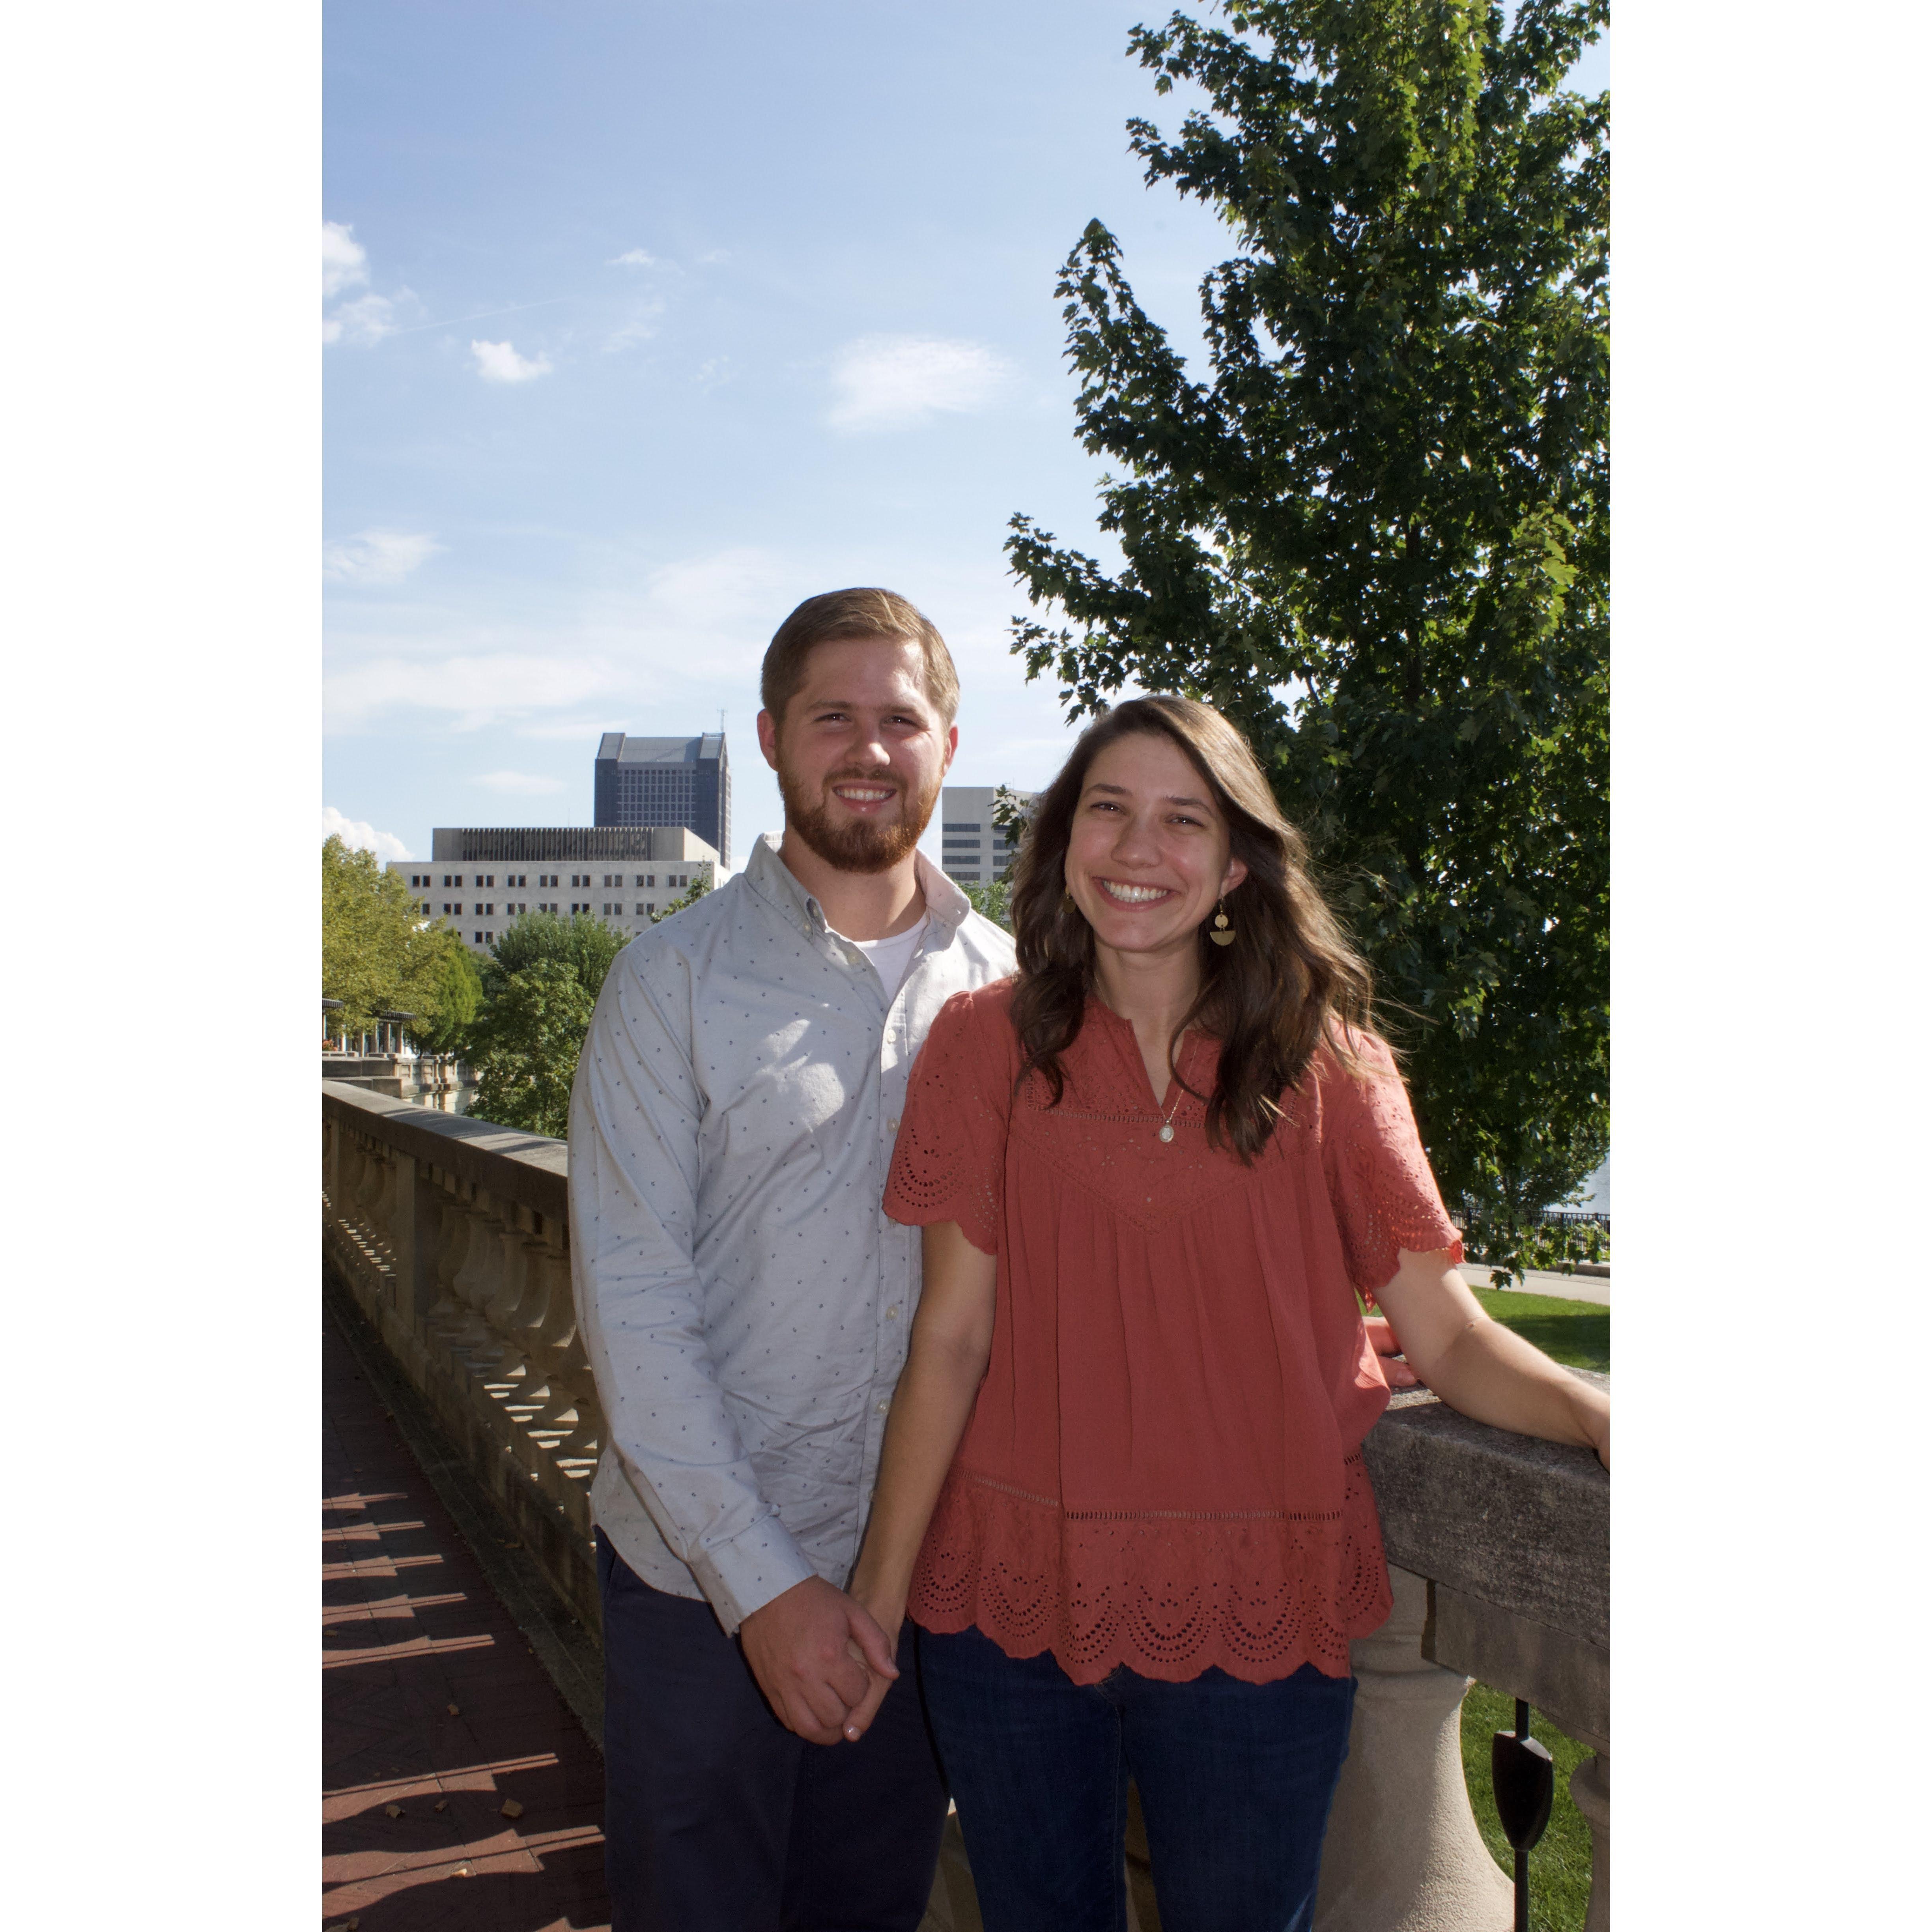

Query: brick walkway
[323,1314,611,1931]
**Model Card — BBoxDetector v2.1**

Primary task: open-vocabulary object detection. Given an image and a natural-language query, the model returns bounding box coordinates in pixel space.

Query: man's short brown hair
[759,588,960,727]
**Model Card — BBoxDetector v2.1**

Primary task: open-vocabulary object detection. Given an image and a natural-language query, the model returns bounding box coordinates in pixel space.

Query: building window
[942,822,983,833]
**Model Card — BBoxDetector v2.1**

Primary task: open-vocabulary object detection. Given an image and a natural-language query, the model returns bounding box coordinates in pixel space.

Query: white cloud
[323,222,411,345]
[826,334,1009,433]
[323,220,368,299]
[324,804,411,861]
[474,770,566,795]
[608,248,656,268]
[321,546,803,736]
[324,293,396,347]
[325,651,620,732]
[472,338,555,383]
[323,529,442,587]
[604,299,665,353]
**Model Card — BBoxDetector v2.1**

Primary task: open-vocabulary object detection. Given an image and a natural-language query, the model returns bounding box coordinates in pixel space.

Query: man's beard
[779,760,940,875]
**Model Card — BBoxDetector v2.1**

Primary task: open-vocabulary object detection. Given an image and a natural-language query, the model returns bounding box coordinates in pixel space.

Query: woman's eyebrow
[1081,781,1213,809]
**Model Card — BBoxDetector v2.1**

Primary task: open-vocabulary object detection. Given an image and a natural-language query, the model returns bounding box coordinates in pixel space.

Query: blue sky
[323,0,1607,872]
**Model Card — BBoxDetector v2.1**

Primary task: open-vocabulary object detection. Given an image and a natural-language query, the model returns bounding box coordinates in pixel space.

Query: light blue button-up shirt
[568,831,1016,1633]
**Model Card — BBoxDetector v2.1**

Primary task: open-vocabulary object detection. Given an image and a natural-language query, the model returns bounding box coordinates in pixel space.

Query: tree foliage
[650,873,712,923]
[963,880,1014,931]
[480,910,628,1008]
[1007,0,1607,1270]
[469,959,598,1139]
[415,945,483,1055]
[321,835,473,1042]
[465,911,631,1136]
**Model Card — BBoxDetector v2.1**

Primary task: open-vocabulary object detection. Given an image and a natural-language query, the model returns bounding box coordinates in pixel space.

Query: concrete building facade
[389,825,718,954]
[938,785,1037,889]
[594,732,731,867]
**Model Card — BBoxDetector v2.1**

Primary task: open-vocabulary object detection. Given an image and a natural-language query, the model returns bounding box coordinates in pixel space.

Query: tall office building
[938,785,1037,889]
[594,732,731,866]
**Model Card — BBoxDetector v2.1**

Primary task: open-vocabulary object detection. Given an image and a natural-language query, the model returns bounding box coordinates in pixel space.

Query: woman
[848,696,1608,1932]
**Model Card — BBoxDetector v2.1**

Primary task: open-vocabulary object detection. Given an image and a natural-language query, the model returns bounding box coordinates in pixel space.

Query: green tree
[462,910,630,1135]
[467,959,598,1138]
[321,835,472,1043]
[963,880,1013,931]
[481,909,627,1006]
[650,872,713,923]
[414,944,483,1055]
[1006,0,1607,1273]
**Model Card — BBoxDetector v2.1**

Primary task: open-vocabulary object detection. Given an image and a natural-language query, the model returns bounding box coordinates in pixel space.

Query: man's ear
[756,708,781,771]
[942,721,959,772]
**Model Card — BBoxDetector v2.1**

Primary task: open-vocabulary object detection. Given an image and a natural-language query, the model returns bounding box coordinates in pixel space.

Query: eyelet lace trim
[908,1456,1392,1686]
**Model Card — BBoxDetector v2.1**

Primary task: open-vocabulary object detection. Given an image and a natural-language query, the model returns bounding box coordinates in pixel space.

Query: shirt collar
[744,829,971,942]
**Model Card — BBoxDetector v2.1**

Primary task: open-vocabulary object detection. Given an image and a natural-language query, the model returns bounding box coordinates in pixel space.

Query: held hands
[739,1576,899,1747]
[839,1581,906,1745]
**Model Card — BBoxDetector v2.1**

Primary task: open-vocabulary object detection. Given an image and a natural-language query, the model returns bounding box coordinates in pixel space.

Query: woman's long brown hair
[1008,696,1375,1162]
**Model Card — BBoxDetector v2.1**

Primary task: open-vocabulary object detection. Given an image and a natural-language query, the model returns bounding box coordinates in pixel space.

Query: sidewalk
[1459,1263,1611,1306]
[323,1312,611,1931]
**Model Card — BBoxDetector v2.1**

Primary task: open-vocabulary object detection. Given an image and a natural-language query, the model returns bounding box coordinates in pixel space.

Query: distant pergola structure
[322,999,420,1057]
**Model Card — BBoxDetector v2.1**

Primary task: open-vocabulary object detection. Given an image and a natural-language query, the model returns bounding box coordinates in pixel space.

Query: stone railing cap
[323,1080,568,1226]
[1363,1375,1608,1649]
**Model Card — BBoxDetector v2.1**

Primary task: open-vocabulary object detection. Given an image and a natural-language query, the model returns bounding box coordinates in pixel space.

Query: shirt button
[886,1305,900,1319]
[875,1398,890,1415]
[886,1116,900,1132]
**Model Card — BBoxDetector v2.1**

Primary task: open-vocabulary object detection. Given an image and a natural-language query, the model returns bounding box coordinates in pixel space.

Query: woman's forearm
[1427,1315,1609,1459]
[850,1335,987,1618]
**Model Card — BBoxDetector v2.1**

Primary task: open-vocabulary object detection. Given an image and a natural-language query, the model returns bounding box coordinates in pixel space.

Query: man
[568,588,1016,1931]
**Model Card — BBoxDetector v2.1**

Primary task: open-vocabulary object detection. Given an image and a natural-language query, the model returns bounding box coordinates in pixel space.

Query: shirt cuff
[688,1512,817,1636]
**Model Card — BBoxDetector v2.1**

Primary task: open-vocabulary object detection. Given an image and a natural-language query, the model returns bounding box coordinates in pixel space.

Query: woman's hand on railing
[1365,1314,1422,1389]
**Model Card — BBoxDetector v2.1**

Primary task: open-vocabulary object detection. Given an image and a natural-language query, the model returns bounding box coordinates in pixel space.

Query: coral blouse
[882,979,1463,1686]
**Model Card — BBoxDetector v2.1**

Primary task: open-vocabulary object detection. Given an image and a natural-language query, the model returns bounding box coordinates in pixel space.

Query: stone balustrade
[322,1081,1608,1932]
[324,1079,602,1627]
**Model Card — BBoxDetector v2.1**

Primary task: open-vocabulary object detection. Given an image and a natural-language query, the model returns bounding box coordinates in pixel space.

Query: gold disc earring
[1209,897,1235,947]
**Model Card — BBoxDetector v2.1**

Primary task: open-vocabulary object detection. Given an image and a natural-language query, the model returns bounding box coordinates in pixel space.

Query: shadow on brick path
[323,1313,611,1931]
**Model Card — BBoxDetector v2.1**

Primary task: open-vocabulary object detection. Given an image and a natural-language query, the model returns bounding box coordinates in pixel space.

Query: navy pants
[919,1622,1356,1932]
[597,1532,949,1932]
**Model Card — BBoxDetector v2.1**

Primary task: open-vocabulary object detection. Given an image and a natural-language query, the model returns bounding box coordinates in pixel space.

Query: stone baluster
[1314,1565,1511,1932]
[476,1220,545,1429]
[353,1132,387,1229]
[1570,1751,1608,1932]
[334,1131,367,1235]
[423,1186,474,1337]
[431,1190,511,1379]
[532,1250,607,1510]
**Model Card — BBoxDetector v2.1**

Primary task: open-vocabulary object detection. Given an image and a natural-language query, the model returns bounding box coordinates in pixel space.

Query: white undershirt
[837,915,928,1000]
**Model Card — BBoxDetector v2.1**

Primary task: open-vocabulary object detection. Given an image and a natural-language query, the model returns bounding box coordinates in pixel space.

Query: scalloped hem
[907,1460,1394,1687]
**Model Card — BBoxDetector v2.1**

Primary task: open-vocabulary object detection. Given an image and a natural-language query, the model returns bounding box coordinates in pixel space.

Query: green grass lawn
[1471,1286,1609,1373]
[1461,1686,1597,1932]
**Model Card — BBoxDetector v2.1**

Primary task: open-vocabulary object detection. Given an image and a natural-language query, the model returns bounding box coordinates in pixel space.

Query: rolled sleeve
[1321,1033,1465,1299]
[568,949,810,1633]
[884,987,1014,1256]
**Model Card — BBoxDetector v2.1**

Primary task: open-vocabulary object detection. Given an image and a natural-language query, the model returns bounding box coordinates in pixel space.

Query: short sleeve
[1321,1035,1465,1297]
[884,988,1014,1256]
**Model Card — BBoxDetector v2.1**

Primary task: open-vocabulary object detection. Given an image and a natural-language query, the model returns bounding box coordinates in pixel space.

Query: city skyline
[321,5,1610,872]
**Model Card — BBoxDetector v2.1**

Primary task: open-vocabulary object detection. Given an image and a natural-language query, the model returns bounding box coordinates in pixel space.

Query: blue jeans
[919,1623,1355,1932]
[597,1532,949,1932]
